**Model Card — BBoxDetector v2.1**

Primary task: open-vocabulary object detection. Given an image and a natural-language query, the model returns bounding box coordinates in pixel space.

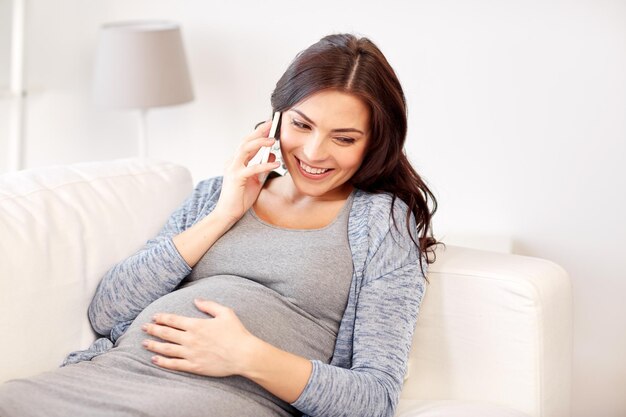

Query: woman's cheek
[278,129,298,154]
[278,122,292,144]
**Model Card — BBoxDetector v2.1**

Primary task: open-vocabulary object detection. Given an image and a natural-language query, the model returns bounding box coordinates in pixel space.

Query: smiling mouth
[296,157,333,175]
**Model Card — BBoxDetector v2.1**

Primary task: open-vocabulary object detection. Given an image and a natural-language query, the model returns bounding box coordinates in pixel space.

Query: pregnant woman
[0,33,439,417]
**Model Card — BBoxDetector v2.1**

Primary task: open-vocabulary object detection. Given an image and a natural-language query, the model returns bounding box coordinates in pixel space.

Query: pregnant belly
[113,275,337,367]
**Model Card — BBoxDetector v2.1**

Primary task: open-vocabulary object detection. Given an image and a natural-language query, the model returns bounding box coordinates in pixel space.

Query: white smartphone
[248,111,288,182]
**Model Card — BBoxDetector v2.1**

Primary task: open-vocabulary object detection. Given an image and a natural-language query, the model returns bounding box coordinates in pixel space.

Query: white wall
[1,0,625,415]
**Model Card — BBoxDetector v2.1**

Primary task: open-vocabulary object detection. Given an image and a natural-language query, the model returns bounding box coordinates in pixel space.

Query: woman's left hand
[141,298,256,377]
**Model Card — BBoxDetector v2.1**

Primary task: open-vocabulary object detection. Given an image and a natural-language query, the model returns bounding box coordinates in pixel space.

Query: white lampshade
[93,20,194,109]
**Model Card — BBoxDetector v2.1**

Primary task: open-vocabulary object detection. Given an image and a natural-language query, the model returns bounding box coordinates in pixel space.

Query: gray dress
[0,192,355,417]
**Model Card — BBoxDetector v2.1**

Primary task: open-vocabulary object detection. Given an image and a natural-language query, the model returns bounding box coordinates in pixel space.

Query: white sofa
[0,158,572,417]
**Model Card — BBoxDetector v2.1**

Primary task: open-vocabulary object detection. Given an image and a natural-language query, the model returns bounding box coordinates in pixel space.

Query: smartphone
[248,111,288,182]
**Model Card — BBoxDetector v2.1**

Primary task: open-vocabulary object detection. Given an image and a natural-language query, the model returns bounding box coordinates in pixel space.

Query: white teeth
[299,160,330,175]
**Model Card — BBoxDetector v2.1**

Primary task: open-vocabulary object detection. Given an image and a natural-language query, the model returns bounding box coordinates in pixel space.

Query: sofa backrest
[0,158,193,381]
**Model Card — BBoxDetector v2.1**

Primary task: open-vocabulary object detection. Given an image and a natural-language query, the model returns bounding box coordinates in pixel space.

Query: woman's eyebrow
[290,109,365,135]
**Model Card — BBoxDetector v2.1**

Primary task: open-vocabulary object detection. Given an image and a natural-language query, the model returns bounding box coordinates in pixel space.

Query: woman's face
[279,89,370,198]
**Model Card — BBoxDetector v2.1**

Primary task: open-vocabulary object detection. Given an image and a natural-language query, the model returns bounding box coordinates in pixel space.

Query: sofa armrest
[400,245,572,417]
[0,158,193,383]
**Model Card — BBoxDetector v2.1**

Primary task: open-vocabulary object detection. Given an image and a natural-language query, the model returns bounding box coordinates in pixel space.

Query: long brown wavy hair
[270,33,441,279]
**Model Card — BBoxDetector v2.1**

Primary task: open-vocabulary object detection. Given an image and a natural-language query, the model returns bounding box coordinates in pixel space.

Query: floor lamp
[92,21,194,158]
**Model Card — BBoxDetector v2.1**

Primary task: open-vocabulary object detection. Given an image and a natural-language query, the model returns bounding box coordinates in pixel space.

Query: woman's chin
[291,176,354,200]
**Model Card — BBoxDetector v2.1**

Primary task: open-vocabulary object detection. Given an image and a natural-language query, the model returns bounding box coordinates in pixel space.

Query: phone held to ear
[247,111,288,182]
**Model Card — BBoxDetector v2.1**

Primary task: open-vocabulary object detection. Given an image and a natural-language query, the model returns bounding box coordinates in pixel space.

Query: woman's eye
[291,120,310,130]
[335,137,356,144]
[290,119,355,144]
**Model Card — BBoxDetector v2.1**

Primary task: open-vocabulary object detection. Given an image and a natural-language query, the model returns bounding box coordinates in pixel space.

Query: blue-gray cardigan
[65,177,427,417]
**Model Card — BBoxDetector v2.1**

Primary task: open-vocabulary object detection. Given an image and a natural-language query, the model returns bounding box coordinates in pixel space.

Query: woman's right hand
[212,120,281,226]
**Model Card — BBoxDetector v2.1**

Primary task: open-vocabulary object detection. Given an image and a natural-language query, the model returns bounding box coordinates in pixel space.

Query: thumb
[194,298,230,318]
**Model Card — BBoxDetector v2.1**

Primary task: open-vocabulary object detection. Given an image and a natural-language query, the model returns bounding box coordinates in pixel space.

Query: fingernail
[142,340,149,347]
[141,324,149,332]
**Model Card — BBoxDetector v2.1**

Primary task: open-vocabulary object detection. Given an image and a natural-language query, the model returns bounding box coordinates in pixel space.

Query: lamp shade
[93,21,194,109]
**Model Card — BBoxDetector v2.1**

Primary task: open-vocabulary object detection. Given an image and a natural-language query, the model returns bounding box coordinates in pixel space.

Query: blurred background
[0,0,624,416]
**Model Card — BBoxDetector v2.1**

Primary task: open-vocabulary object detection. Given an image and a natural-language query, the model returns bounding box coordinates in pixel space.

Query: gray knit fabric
[0,192,355,417]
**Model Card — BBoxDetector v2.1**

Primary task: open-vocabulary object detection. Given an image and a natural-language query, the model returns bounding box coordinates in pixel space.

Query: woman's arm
[171,209,236,268]
[87,178,223,336]
[290,260,426,417]
[88,120,280,338]
[240,331,314,403]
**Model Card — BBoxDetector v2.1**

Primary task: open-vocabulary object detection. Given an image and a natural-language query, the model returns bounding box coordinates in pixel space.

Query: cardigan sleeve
[291,198,428,417]
[87,177,223,337]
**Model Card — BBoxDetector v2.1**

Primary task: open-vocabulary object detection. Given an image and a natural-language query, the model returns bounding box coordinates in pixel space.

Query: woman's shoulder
[351,189,416,251]
[349,189,421,285]
[352,189,414,230]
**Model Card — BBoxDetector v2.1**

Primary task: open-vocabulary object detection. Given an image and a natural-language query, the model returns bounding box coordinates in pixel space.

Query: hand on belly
[114,276,337,371]
[141,298,256,378]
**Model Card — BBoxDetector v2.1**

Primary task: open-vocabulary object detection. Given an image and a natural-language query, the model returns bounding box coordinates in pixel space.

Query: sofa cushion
[396,400,530,417]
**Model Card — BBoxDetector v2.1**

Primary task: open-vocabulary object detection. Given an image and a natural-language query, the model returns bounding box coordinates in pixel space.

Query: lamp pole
[138,108,148,158]
[8,0,25,171]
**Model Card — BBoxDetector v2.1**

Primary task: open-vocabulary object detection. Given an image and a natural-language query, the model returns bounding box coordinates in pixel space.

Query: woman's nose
[302,134,328,162]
